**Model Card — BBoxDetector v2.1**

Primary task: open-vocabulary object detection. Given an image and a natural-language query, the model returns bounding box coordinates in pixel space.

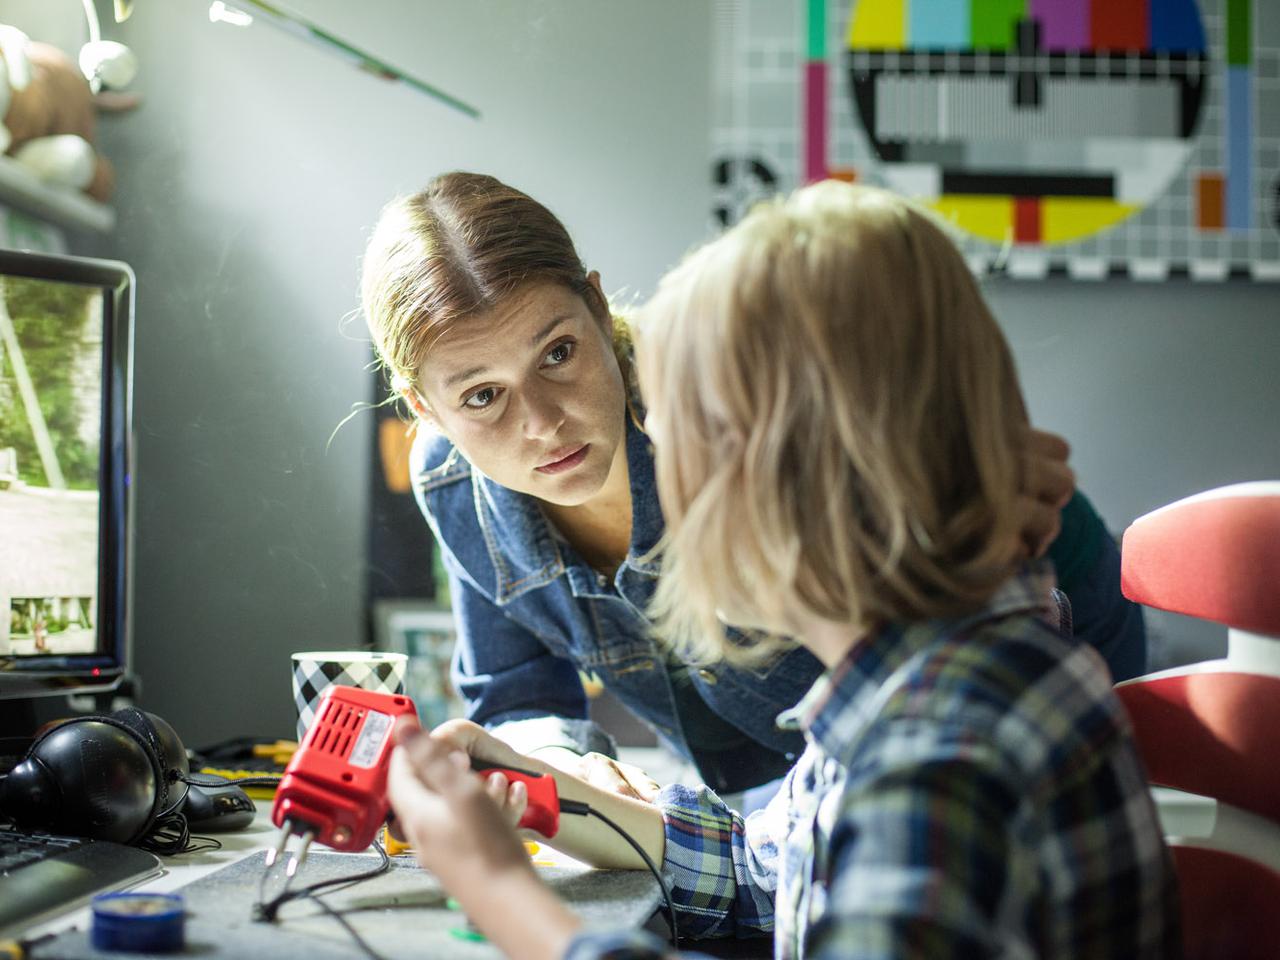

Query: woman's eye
[463,387,498,410]
[544,340,575,366]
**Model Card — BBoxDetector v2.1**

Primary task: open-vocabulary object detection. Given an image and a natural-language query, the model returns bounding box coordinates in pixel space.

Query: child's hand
[386,718,535,890]
[1018,428,1075,558]
[428,717,535,773]
[387,718,583,960]
[572,752,662,803]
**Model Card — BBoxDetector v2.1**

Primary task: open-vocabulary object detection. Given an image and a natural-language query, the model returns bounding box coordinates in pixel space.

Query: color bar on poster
[807,0,825,60]
[971,0,1028,51]
[1196,172,1225,230]
[1226,0,1251,65]
[929,195,1015,244]
[805,61,828,183]
[848,0,906,49]
[912,0,970,49]
[1042,198,1139,244]
[1032,0,1089,51]
[1091,0,1150,51]
[1014,197,1042,243]
[1149,0,1207,53]
[942,170,1114,198]
[1226,66,1252,229]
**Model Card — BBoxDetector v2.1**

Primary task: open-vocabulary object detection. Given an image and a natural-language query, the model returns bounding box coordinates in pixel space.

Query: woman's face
[410,277,627,507]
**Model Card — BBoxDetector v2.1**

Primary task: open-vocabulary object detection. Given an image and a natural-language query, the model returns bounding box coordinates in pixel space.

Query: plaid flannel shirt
[565,566,1179,960]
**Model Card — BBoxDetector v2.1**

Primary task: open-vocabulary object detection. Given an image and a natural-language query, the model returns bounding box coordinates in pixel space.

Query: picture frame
[372,599,464,729]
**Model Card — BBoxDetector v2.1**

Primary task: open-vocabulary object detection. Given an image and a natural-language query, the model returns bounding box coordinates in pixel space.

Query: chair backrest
[1118,671,1280,824]
[1121,482,1280,641]
[1117,482,1280,960]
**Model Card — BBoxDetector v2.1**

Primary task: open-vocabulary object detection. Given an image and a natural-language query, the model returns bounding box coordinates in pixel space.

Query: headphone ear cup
[110,708,191,819]
[0,718,159,844]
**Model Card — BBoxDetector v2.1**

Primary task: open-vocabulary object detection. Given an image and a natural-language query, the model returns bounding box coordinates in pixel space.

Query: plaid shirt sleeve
[655,779,791,939]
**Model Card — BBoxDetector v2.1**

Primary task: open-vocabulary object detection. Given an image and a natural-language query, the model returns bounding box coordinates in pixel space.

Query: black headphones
[0,707,190,848]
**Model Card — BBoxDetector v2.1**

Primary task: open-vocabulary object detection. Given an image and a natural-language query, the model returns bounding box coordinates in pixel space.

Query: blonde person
[361,172,1145,802]
[384,181,1179,959]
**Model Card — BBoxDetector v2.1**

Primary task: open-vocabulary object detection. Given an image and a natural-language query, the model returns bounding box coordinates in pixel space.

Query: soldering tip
[285,830,315,879]
[263,822,292,868]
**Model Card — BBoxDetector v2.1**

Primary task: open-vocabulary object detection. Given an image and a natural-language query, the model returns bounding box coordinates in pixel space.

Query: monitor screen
[0,251,134,700]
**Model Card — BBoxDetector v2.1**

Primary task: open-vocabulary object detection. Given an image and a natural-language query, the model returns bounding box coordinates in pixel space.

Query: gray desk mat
[35,850,661,959]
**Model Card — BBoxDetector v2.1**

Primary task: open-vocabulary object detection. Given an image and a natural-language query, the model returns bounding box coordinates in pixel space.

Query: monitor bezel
[0,250,135,700]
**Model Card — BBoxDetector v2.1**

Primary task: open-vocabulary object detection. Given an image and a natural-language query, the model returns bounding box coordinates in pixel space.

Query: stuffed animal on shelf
[0,26,138,203]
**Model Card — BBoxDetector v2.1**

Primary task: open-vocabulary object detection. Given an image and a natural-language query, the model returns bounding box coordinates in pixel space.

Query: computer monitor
[0,250,134,704]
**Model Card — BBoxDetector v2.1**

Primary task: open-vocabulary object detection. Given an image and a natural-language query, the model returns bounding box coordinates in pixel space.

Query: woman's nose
[521,385,565,440]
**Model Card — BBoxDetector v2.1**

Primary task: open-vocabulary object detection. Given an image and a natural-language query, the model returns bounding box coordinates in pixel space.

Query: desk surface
[25,808,662,959]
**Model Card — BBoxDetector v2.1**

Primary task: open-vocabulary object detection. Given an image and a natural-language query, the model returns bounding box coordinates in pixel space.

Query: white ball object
[13,135,96,190]
[79,40,138,89]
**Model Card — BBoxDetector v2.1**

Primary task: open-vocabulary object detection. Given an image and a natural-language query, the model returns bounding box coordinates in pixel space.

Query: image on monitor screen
[0,277,106,660]
[0,252,132,707]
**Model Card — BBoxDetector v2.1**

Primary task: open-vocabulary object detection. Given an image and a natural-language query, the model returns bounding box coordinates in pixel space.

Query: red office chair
[1116,482,1280,960]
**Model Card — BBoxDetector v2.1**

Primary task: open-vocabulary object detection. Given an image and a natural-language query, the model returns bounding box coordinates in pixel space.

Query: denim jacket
[411,412,1144,794]
[412,411,816,791]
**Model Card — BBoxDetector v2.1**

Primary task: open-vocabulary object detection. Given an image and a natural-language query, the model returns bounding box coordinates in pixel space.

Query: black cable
[140,773,274,855]
[559,800,679,948]
[183,834,224,854]
[178,772,283,789]
[245,788,676,955]
[255,838,392,922]
[304,890,387,960]
[139,811,190,855]
[278,839,392,902]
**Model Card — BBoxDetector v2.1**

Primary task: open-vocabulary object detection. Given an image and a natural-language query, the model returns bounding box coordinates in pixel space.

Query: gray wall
[990,279,1280,668]
[80,1,711,745]
[18,1,1277,743]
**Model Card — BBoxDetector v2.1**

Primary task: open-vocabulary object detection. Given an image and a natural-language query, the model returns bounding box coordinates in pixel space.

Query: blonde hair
[638,181,1029,664]
[361,172,623,404]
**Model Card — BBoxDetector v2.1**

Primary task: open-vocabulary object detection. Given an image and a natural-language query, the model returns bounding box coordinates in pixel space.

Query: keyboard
[0,827,163,936]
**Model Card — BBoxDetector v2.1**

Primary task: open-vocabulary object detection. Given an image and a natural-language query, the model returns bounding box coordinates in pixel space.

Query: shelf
[0,154,114,234]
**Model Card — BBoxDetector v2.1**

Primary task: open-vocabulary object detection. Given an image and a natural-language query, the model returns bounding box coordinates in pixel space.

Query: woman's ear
[397,382,439,428]
[586,271,613,332]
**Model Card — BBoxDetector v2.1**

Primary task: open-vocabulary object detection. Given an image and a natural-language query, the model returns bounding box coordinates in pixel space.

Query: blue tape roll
[91,892,185,953]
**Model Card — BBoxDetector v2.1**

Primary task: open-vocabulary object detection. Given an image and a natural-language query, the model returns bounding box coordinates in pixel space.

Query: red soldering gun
[269,685,562,858]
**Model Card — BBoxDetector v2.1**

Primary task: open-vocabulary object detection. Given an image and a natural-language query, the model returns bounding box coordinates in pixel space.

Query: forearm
[387,722,585,960]
[462,868,583,960]
[524,754,666,871]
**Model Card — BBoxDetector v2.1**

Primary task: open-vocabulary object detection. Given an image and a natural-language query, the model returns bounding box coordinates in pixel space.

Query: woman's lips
[536,444,589,475]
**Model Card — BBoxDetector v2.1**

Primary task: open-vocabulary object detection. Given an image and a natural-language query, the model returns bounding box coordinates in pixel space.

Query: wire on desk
[139,771,276,856]
[250,801,677,956]
[304,891,387,960]
[253,839,392,960]
[140,811,193,855]
[559,800,679,948]
[253,838,392,923]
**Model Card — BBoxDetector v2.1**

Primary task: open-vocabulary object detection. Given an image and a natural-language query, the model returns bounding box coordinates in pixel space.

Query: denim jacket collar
[622,398,664,571]
[472,468,566,602]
